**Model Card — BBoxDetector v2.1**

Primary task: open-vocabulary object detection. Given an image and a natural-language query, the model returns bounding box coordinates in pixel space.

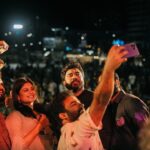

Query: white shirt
[58,108,104,150]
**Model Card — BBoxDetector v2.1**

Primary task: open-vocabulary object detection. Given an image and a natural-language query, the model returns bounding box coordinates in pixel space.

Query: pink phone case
[123,43,140,58]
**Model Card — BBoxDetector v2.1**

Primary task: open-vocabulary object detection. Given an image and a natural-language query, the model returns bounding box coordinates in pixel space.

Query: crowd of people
[0,40,150,150]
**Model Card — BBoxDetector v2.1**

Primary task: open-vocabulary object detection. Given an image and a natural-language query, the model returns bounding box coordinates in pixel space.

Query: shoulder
[6,110,23,122]
[126,92,141,100]
[119,91,144,106]
[7,110,22,116]
[119,93,149,115]
[79,109,102,130]
[123,93,146,106]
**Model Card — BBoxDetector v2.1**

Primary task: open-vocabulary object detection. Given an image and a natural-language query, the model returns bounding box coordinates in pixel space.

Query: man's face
[0,84,5,103]
[63,96,84,122]
[64,68,84,92]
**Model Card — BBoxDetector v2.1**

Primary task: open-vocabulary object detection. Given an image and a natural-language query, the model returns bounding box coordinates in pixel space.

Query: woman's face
[18,82,37,106]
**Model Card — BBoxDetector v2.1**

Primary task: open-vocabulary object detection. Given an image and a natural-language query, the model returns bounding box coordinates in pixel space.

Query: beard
[65,104,84,121]
[65,79,84,93]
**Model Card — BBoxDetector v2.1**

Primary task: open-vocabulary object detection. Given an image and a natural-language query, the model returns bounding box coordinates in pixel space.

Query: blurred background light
[13,24,23,29]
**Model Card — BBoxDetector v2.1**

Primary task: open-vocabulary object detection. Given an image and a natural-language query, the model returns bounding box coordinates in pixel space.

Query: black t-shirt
[77,89,93,109]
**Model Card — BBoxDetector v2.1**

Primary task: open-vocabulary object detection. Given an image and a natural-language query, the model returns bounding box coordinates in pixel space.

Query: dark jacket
[100,90,149,150]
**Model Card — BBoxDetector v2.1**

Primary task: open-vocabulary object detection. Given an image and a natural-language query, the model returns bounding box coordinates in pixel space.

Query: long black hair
[12,76,37,118]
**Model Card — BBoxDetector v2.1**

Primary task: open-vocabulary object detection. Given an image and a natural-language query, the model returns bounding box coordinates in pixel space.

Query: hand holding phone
[123,42,140,58]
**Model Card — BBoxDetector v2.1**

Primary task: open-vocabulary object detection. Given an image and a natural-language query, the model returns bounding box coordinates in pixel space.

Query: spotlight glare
[13,24,23,29]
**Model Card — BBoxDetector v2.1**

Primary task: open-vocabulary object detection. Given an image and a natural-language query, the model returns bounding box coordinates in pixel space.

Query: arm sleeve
[5,111,29,150]
[78,108,102,137]
[125,97,149,128]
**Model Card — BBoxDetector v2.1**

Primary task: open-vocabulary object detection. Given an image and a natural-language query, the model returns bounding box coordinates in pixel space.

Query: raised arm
[89,45,128,126]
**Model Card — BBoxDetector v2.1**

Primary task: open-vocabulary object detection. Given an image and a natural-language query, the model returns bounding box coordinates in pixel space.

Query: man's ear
[59,113,70,125]
[59,112,68,120]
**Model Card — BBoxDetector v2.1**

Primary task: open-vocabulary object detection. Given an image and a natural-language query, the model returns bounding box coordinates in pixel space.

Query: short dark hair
[52,91,73,114]
[51,91,74,125]
[61,62,84,81]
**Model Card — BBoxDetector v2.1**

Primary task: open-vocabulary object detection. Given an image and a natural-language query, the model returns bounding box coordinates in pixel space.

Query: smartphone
[123,42,140,58]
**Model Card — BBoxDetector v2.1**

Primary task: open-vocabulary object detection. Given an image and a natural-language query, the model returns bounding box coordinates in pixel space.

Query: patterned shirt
[58,108,104,150]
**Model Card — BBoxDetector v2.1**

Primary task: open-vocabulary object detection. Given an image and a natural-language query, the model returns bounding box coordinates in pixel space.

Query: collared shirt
[58,109,104,150]
[100,90,149,150]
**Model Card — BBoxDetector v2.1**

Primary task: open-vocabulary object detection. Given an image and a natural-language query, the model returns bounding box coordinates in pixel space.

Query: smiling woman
[5,76,54,150]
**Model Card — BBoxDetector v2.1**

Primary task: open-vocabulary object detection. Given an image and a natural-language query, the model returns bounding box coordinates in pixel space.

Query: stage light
[38,41,42,45]
[22,43,26,47]
[8,32,12,35]
[14,44,18,47]
[27,33,33,37]
[4,33,8,36]
[65,26,69,30]
[29,43,33,46]
[13,24,23,29]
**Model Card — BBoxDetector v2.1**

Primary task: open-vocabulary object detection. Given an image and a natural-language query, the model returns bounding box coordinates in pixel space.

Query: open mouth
[72,81,80,86]
[28,95,35,99]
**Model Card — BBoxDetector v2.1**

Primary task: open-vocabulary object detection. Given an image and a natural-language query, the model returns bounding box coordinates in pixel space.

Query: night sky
[0,0,126,31]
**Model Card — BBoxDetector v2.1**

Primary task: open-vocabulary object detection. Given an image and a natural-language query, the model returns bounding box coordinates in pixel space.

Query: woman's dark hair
[12,76,37,118]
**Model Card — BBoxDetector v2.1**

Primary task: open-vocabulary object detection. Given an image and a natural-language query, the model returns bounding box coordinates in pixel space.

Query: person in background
[48,61,94,139]
[61,61,93,109]
[0,40,11,150]
[36,61,94,141]
[138,117,150,150]
[99,72,149,150]
[6,76,54,150]
[0,40,9,115]
[51,45,128,150]
[0,79,11,150]
[0,79,10,116]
